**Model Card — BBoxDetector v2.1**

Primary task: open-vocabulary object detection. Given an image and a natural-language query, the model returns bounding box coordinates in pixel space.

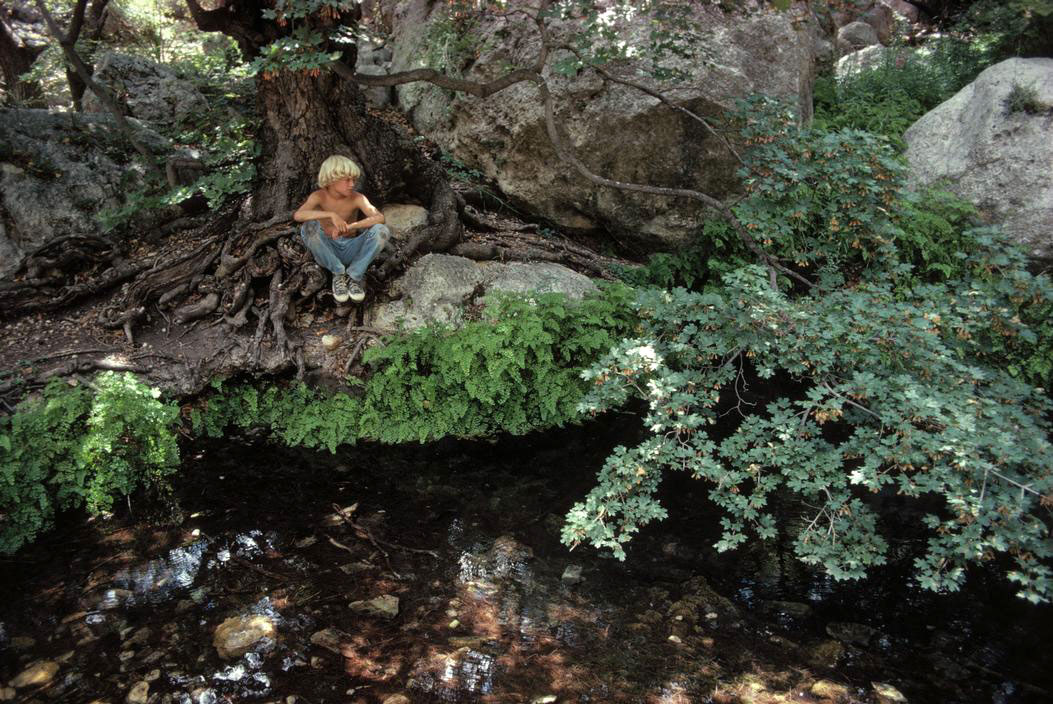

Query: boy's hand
[329,214,350,236]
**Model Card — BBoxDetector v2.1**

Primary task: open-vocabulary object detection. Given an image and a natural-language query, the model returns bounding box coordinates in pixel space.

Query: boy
[293,155,390,303]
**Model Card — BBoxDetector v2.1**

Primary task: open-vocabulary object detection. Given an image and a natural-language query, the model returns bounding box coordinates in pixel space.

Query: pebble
[445,609,458,618]
[145,669,161,682]
[349,594,399,619]
[0,687,15,701]
[531,696,558,704]
[667,635,682,644]
[212,614,277,659]
[872,682,908,703]
[321,334,342,351]
[561,564,583,585]
[310,628,350,654]
[448,619,461,629]
[126,681,149,704]
[811,679,850,700]
[309,656,326,668]
[10,660,60,688]
[382,696,410,704]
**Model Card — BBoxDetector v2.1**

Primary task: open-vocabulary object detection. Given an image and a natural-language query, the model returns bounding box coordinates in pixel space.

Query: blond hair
[317,155,362,188]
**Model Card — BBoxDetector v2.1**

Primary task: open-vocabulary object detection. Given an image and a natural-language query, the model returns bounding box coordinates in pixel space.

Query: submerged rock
[212,615,277,659]
[9,660,59,688]
[826,621,877,647]
[811,679,851,701]
[349,594,400,619]
[126,680,150,704]
[872,682,908,703]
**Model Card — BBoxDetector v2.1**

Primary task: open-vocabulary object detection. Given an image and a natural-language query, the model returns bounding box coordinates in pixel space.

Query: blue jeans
[299,220,389,281]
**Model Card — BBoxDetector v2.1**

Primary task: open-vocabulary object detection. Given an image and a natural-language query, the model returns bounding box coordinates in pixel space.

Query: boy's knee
[372,224,391,249]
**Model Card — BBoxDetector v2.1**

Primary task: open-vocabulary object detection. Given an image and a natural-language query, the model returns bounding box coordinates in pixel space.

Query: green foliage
[613,220,747,291]
[0,373,180,553]
[563,266,1053,602]
[813,39,992,147]
[421,1,486,77]
[248,31,342,79]
[358,286,639,442]
[1004,81,1045,115]
[730,96,905,274]
[194,285,639,447]
[895,188,982,280]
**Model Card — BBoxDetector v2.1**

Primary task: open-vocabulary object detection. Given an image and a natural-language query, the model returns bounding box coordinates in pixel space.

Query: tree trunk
[0,9,45,106]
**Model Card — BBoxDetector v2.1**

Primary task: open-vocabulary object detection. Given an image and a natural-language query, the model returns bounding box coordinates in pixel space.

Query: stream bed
[1,422,1050,704]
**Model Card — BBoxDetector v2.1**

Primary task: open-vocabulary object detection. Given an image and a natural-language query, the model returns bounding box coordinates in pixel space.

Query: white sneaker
[347,279,366,303]
[332,274,350,303]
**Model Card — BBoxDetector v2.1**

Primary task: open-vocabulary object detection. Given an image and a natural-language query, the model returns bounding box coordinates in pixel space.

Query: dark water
[1,420,1050,703]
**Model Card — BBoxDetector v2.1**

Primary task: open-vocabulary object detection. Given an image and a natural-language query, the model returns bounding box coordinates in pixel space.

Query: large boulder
[836,21,880,54]
[367,253,596,332]
[0,109,169,278]
[82,52,209,127]
[390,2,817,250]
[904,58,1053,261]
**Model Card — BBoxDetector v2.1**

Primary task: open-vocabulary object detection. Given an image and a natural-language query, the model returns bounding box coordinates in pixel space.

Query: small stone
[144,669,161,682]
[0,687,16,701]
[531,696,558,704]
[119,651,136,662]
[294,536,318,549]
[808,639,845,668]
[561,564,583,585]
[309,656,326,668]
[382,696,411,704]
[811,679,850,701]
[667,635,682,644]
[447,636,485,649]
[338,562,372,575]
[445,609,458,618]
[321,334,342,351]
[11,661,60,688]
[126,681,149,704]
[826,621,877,647]
[705,612,718,621]
[309,628,350,655]
[872,682,908,704]
[286,697,299,704]
[349,594,399,619]
[212,614,277,659]
[448,619,460,629]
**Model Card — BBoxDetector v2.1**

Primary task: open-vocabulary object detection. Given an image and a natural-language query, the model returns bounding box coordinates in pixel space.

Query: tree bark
[0,4,45,106]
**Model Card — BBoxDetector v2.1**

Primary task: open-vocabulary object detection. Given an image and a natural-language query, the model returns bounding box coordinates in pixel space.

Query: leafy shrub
[0,373,180,553]
[563,266,1053,602]
[194,285,640,446]
[730,96,905,275]
[613,220,748,291]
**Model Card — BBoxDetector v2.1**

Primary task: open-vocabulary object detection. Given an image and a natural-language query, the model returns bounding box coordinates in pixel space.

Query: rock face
[390,2,817,249]
[904,58,1053,261]
[368,253,596,332]
[83,52,209,127]
[0,109,169,278]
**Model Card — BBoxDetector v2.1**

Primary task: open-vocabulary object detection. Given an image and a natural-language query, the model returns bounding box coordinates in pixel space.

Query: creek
[1,419,1050,704]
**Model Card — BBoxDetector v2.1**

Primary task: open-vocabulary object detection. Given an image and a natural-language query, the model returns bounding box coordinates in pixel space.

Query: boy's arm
[347,194,385,232]
[293,191,350,234]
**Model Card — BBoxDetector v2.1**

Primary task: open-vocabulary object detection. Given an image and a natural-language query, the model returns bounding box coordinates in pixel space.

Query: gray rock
[83,52,209,127]
[904,58,1053,261]
[861,2,896,45]
[349,594,399,619]
[368,253,596,332]
[837,21,880,54]
[561,564,583,585]
[309,627,350,654]
[880,0,920,24]
[381,203,429,240]
[836,45,894,79]
[389,1,817,249]
[0,108,169,278]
